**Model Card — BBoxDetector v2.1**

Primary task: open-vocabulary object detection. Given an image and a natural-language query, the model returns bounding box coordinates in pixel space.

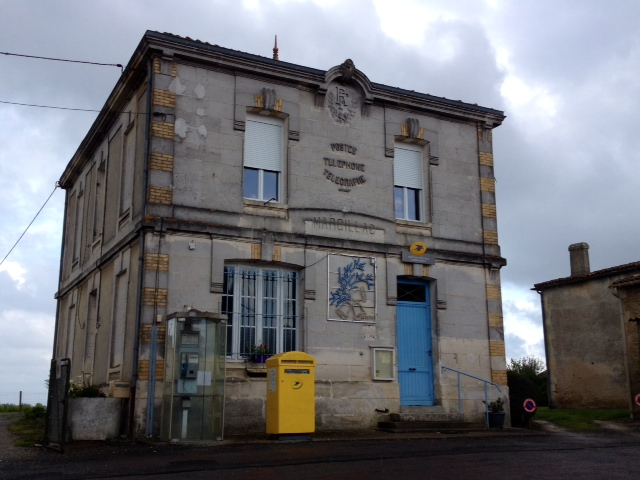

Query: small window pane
[263,170,279,202]
[397,283,426,302]
[243,168,259,199]
[222,267,234,356]
[407,188,421,221]
[394,186,404,219]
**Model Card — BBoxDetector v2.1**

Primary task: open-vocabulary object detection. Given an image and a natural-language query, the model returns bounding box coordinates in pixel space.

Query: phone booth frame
[161,309,227,441]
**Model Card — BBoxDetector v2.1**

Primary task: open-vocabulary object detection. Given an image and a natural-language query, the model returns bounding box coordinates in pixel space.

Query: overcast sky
[1,0,639,397]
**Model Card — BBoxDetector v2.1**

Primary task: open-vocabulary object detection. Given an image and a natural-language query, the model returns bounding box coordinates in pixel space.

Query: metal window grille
[222,266,299,359]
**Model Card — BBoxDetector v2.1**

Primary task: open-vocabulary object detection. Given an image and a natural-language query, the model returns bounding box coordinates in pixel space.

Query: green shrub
[507,356,548,427]
[0,404,21,413]
[23,404,47,420]
[69,382,105,398]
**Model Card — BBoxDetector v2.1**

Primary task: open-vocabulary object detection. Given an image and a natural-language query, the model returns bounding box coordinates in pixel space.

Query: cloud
[502,283,545,362]
[0,261,27,288]
[0,309,54,394]
[1,0,639,394]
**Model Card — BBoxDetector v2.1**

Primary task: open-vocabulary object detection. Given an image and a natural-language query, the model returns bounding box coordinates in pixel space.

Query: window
[397,282,427,302]
[222,266,299,359]
[394,143,423,221]
[243,115,283,202]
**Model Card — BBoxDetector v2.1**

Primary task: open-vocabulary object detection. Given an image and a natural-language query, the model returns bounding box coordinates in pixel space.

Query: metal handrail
[441,364,503,428]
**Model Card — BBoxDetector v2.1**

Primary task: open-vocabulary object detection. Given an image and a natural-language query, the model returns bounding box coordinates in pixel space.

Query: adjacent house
[534,243,640,417]
[52,31,508,438]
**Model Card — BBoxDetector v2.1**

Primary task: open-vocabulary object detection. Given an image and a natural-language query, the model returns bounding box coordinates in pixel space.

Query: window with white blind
[394,143,424,221]
[221,266,299,360]
[243,115,283,202]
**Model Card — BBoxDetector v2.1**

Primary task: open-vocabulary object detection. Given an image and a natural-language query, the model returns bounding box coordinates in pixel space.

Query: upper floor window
[243,115,283,202]
[394,143,423,221]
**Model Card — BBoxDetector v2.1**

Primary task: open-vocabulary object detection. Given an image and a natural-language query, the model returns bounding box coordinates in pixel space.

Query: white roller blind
[244,116,283,171]
[394,144,423,189]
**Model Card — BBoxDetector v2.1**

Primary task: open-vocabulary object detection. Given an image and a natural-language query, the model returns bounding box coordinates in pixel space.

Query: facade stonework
[53,31,508,437]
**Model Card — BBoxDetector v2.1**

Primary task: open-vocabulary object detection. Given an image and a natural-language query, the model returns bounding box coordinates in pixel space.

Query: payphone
[161,309,226,441]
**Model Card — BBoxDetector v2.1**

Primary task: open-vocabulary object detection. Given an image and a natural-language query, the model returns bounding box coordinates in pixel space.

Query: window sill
[118,209,131,228]
[395,220,432,236]
[245,363,268,377]
[225,360,268,378]
[243,199,288,219]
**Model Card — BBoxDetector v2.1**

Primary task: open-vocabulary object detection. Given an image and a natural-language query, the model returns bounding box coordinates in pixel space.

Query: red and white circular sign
[635,393,640,407]
[523,398,537,413]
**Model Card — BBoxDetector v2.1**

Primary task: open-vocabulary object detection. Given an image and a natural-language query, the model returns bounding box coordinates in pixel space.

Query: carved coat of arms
[327,84,360,125]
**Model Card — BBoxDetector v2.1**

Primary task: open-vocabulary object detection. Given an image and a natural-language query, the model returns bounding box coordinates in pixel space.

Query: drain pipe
[130,57,154,437]
[146,218,163,437]
[51,183,66,361]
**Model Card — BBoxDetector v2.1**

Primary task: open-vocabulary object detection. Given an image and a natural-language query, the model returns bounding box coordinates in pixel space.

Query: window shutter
[394,145,423,189]
[244,117,283,171]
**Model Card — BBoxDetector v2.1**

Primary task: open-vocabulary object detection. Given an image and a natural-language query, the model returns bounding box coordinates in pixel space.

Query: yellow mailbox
[266,351,316,436]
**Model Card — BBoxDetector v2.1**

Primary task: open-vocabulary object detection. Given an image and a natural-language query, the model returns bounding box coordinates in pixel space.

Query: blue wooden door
[397,281,433,406]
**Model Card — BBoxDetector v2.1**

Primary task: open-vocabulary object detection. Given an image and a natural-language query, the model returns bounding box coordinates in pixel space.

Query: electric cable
[0,100,170,118]
[1,51,123,72]
[0,100,101,113]
[0,183,60,268]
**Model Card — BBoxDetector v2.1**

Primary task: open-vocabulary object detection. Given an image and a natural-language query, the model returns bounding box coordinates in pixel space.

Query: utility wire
[0,100,102,113]
[0,183,60,268]
[1,51,123,72]
[0,100,168,118]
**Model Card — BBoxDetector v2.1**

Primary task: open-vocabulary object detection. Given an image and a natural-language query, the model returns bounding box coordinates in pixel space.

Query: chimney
[568,242,590,276]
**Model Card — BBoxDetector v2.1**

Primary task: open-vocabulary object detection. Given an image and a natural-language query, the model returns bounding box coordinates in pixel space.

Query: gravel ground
[0,413,39,462]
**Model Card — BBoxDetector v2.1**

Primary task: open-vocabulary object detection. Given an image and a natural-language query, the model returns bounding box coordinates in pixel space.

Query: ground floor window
[222,265,299,359]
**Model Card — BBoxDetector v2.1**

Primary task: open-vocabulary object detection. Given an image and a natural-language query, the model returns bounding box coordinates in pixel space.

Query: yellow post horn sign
[409,242,427,256]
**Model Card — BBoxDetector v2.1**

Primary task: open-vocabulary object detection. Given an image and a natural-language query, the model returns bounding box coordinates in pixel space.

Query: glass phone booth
[161,309,226,441]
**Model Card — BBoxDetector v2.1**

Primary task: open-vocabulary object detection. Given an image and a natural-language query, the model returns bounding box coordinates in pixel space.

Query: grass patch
[534,407,630,430]
[0,404,25,413]
[3,404,47,447]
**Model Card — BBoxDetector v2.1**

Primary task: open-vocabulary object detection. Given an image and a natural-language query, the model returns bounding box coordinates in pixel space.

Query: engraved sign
[305,217,385,243]
[322,143,366,189]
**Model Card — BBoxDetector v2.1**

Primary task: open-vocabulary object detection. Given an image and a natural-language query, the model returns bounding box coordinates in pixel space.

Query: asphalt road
[2,419,640,479]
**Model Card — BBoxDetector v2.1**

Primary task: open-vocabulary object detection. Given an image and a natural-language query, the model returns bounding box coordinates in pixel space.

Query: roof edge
[533,261,640,291]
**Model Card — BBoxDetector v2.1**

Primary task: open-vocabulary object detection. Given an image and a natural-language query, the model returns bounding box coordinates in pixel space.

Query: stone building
[610,274,640,418]
[534,243,640,415]
[53,31,508,437]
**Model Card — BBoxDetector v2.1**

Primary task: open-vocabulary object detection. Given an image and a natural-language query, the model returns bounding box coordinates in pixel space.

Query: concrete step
[378,419,486,433]
[390,412,456,422]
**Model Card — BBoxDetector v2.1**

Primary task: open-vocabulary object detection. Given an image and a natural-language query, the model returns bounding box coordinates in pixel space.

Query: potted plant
[250,343,271,364]
[69,382,106,398]
[485,397,507,429]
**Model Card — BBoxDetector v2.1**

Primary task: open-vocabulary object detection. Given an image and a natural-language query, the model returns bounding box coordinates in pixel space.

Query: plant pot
[488,411,506,429]
[253,354,268,364]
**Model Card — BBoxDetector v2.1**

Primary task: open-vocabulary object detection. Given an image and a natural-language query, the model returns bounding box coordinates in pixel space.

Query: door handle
[409,368,417,371]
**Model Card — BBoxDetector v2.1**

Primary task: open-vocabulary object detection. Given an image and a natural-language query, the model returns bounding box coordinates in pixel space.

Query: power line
[1,51,123,72]
[0,100,163,117]
[0,184,60,268]
[0,100,102,113]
